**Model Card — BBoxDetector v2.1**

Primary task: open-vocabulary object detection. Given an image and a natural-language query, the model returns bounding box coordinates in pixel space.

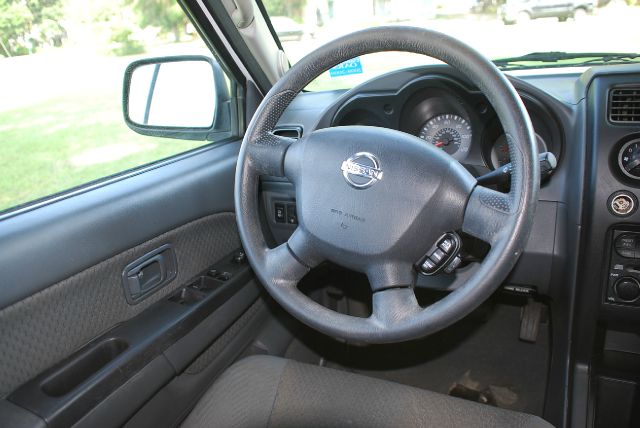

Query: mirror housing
[123,55,232,141]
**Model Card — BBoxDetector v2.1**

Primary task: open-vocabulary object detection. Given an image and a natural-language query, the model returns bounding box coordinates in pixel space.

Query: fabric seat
[182,355,553,428]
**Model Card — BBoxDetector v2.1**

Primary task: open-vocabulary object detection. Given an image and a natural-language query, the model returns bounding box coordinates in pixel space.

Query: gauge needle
[435,142,444,148]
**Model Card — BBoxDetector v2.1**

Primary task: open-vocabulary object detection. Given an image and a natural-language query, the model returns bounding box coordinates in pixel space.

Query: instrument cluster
[332,76,563,172]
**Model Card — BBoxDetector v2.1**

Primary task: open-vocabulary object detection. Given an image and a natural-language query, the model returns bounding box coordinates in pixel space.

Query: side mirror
[123,55,231,141]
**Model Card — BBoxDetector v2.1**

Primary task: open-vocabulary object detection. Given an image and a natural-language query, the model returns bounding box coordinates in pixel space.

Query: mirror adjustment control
[418,232,462,276]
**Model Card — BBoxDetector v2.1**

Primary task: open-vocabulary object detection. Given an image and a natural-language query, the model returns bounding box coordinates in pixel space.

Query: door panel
[0,211,238,397]
[0,138,258,426]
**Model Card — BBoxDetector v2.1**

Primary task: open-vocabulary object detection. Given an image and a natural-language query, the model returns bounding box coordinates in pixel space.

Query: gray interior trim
[0,141,240,310]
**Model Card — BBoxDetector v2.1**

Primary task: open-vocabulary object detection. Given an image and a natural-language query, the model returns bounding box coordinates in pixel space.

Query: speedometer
[418,114,472,159]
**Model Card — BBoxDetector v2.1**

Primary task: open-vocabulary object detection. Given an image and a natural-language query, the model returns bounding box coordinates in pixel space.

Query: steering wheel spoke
[371,287,421,329]
[462,185,514,245]
[262,227,323,287]
[365,261,417,292]
[246,133,296,177]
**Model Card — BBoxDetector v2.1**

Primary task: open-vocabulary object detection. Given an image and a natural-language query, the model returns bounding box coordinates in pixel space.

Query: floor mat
[284,301,549,416]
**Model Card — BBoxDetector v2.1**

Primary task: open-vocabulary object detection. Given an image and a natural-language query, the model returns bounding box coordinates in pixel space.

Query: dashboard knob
[614,277,640,302]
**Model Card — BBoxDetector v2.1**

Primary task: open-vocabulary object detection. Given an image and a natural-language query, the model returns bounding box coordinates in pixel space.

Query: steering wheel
[235,27,539,344]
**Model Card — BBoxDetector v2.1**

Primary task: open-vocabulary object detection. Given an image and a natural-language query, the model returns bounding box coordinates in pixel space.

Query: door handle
[122,244,177,304]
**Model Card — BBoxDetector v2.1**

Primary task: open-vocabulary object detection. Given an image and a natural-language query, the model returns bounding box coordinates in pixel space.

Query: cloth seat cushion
[182,355,553,428]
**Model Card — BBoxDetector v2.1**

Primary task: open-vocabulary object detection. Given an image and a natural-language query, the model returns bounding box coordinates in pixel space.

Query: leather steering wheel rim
[235,26,540,344]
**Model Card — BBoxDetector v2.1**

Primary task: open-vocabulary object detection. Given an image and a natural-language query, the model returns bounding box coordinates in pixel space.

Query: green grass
[0,91,207,212]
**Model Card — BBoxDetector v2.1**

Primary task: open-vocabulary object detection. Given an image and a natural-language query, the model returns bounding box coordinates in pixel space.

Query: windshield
[262,0,640,90]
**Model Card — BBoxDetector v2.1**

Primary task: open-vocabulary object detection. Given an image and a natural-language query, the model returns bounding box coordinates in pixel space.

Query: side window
[0,1,234,214]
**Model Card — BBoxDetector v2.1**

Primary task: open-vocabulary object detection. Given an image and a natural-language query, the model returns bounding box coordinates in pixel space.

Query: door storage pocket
[41,338,129,397]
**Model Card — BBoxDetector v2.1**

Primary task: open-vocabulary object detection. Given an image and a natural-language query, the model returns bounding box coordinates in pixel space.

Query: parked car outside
[500,0,596,24]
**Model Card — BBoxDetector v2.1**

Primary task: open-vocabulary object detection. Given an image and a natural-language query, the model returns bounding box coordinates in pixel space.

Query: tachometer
[490,133,547,169]
[418,114,472,159]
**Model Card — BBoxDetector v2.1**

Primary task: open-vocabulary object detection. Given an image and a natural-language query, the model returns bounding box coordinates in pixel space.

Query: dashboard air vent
[609,86,640,123]
[273,126,303,139]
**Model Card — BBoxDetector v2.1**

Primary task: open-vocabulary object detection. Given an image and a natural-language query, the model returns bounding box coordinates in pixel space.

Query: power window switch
[275,203,286,223]
[421,258,437,274]
[430,248,446,264]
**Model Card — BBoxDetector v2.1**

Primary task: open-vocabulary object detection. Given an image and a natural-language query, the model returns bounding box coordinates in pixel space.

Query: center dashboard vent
[609,86,640,123]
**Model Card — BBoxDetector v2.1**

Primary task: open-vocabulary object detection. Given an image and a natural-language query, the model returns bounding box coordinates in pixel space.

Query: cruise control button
[438,237,454,254]
[444,256,462,274]
[421,258,437,273]
[431,248,446,264]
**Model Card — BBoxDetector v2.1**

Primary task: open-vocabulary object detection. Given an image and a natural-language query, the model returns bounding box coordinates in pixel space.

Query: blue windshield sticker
[329,57,363,77]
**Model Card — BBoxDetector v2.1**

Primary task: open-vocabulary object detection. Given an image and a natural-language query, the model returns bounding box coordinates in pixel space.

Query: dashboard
[263,63,640,310]
[263,65,576,296]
